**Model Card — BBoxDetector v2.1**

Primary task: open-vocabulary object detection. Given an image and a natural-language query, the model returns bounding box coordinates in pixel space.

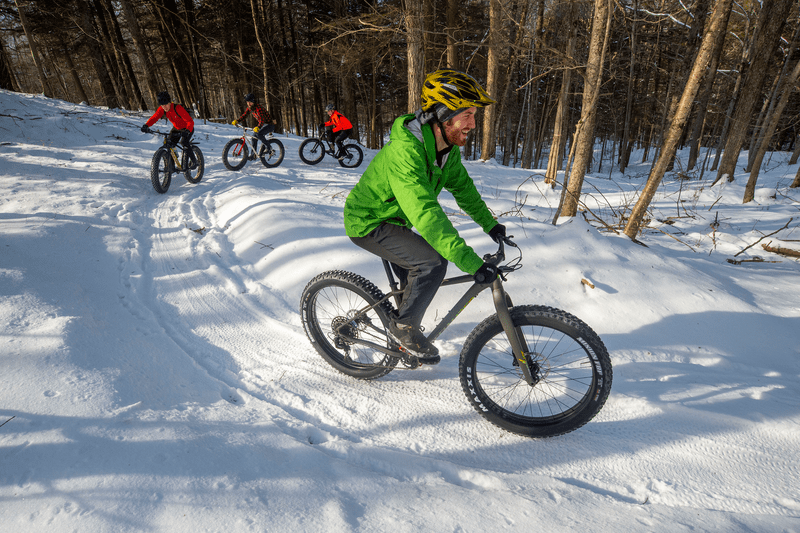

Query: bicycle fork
[491,279,537,386]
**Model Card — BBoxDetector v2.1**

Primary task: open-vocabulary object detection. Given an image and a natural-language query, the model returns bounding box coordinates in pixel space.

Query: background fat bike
[222,125,285,171]
[147,129,204,194]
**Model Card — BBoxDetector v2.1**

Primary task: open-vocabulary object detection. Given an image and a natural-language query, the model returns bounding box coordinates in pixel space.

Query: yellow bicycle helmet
[420,69,495,122]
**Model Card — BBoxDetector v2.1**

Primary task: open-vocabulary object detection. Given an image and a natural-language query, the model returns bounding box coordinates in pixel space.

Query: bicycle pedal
[397,345,439,366]
[397,349,420,369]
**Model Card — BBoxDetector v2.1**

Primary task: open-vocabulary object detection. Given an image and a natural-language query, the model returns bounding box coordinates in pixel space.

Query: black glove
[488,223,507,243]
[473,263,499,284]
[141,125,149,133]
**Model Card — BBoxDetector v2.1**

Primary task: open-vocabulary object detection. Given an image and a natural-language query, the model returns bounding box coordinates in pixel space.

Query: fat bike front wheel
[300,271,399,379]
[150,147,172,194]
[298,138,325,165]
[222,138,248,171]
[459,305,612,438]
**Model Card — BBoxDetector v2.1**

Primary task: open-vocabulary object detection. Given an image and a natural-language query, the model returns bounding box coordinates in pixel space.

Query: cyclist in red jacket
[323,104,353,160]
[141,91,197,167]
[232,93,276,158]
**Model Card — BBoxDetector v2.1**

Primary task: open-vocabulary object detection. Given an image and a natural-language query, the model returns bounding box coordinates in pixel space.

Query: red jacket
[324,110,352,132]
[145,103,194,132]
[238,104,272,127]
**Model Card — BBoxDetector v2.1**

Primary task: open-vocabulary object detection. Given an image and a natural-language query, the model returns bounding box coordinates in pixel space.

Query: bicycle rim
[301,271,398,379]
[260,139,285,168]
[183,146,204,183]
[222,138,247,171]
[299,139,324,165]
[460,306,612,437]
[150,149,171,193]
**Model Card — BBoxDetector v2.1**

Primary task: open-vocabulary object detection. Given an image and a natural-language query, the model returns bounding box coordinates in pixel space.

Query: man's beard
[444,121,469,147]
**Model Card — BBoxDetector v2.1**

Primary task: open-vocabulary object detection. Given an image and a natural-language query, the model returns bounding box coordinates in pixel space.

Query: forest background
[1,0,799,237]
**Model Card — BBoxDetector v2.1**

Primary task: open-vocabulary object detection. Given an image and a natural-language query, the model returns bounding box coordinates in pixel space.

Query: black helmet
[245,93,255,102]
[325,103,335,112]
[156,91,171,106]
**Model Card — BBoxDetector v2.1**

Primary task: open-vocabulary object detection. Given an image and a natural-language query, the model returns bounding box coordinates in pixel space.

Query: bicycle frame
[340,239,536,384]
[153,134,183,170]
[241,132,259,154]
[154,131,199,170]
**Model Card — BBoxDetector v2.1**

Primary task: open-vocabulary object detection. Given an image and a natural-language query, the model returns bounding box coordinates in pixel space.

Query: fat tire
[300,270,399,379]
[183,146,204,184]
[259,139,285,168]
[222,138,248,171]
[459,305,612,438]
[150,148,171,194]
[299,138,325,165]
[338,144,364,168]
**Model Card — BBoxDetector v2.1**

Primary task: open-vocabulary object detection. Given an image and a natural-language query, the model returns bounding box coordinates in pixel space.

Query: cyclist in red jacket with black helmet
[141,91,198,168]
[323,104,353,160]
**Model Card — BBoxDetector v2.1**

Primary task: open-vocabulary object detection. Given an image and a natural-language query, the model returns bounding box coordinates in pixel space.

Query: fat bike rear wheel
[300,271,399,379]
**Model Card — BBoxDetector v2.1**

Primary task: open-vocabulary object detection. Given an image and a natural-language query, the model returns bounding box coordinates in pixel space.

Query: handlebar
[474,236,521,283]
[483,235,517,267]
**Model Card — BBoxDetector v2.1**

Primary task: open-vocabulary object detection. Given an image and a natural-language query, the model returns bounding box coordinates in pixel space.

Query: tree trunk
[74,0,117,107]
[560,0,612,218]
[118,0,158,107]
[98,0,146,110]
[58,35,89,103]
[625,0,734,240]
[481,0,503,161]
[687,5,728,171]
[619,0,638,174]
[249,0,269,110]
[404,0,424,113]
[545,14,576,187]
[715,0,793,184]
[743,58,800,202]
[446,0,459,69]
[90,0,132,108]
[791,164,800,188]
[15,0,51,97]
[0,37,20,92]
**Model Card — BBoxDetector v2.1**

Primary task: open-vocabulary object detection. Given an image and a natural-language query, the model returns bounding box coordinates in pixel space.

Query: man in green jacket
[344,69,506,364]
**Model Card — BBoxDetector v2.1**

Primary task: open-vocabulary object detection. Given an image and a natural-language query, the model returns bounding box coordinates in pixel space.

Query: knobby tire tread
[459,305,612,438]
[300,270,398,379]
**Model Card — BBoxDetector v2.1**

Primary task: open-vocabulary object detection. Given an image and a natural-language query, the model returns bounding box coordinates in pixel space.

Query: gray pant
[350,223,447,328]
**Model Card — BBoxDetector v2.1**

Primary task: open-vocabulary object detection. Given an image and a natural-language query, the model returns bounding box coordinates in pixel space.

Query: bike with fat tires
[222,125,285,171]
[147,129,204,194]
[298,127,364,168]
[300,236,612,438]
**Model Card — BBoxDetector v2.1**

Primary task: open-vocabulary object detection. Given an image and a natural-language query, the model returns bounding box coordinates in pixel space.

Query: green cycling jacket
[344,113,498,275]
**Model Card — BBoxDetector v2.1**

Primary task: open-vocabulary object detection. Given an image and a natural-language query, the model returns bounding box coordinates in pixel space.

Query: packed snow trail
[1,92,799,531]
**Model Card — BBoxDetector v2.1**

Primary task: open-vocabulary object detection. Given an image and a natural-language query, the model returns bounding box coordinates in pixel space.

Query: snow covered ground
[1,90,799,532]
